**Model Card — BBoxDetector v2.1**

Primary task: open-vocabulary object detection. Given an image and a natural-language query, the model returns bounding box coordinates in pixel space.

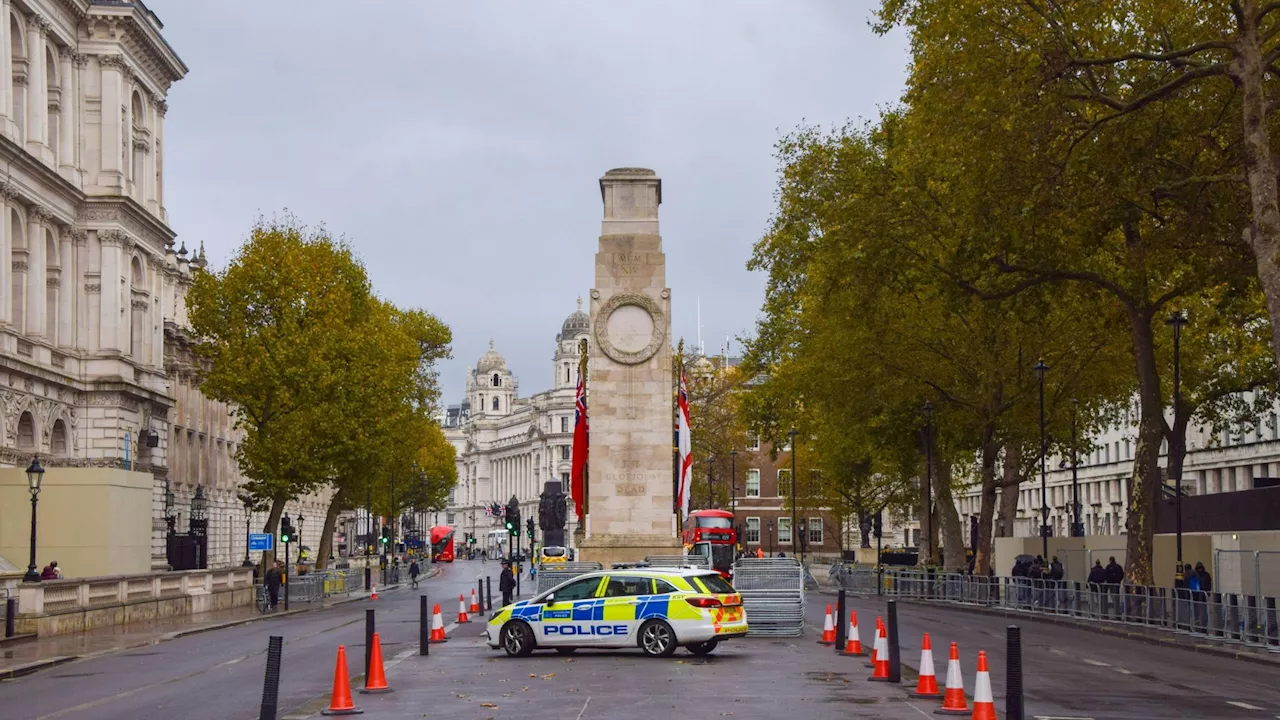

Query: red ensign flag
[570,373,589,520]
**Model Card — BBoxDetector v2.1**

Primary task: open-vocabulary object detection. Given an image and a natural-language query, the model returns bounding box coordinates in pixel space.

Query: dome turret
[560,297,589,339]
[476,338,507,374]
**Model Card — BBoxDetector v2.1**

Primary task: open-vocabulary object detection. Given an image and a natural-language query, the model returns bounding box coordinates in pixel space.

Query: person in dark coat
[1087,559,1107,586]
[1104,557,1124,586]
[499,560,516,607]
[409,559,421,589]
[265,561,283,610]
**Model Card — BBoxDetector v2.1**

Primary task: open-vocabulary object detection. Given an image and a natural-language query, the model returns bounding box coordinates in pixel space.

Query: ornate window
[492,396,499,411]
[51,418,67,455]
[491,373,500,387]
[17,411,35,450]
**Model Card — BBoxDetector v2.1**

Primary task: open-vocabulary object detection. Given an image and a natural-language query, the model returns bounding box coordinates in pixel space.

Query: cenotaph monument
[576,168,683,567]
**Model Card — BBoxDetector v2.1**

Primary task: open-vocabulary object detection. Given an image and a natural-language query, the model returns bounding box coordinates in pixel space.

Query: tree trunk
[975,426,999,574]
[1124,307,1168,586]
[1235,6,1280,388]
[1166,408,1190,493]
[261,496,285,571]
[995,442,1022,538]
[314,485,346,571]
[934,459,966,571]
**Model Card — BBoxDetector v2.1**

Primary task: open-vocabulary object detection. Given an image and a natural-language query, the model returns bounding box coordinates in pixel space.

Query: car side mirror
[542,593,555,605]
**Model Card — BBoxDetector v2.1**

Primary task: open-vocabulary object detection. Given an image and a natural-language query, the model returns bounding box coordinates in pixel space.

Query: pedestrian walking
[409,558,421,589]
[1194,561,1212,629]
[1048,555,1064,609]
[1087,559,1106,613]
[265,561,283,610]
[499,560,516,607]
[1104,556,1125,618]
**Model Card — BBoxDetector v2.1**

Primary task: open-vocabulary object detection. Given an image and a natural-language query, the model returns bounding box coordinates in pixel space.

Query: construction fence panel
[731,558,805,637]
[535,562,603,595]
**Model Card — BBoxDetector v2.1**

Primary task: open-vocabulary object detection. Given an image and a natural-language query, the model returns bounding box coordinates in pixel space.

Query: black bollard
[1006,625,1024,720]
[258,635,284,720]
[364,608,375,677]
[364,566,371,592]
[5,597,15,637]
[419,595,430,656]
[886,600,901,683]
[477,577,486,617]
[486,576,493,611]
[834,589,847,653]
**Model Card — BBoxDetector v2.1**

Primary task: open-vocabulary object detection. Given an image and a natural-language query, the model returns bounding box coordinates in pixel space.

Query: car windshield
[695,517,733,529]
[695,573,737,594]
[542,547,566,557]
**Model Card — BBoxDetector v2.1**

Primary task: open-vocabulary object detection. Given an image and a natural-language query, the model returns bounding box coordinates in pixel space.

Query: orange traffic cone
[911,632,940,698]
[469,589,480,614]
[320,645,363,716]
[839,610,863,656]
[867,617,883,668]
[970,651,997,720]
[360,632,393,695]
[818,604,836,645]
[370,584,378,601]
[457,594,471,624]
[868,621,889,680]
[429,603,448,643]
[936,642,969,715]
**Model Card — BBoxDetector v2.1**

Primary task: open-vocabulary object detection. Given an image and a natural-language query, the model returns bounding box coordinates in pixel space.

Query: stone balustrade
[14,567,254,636]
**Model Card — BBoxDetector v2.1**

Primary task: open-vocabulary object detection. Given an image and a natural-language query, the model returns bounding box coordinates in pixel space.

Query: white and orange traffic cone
[910,632,940,698]
[370,583,378,601]
[457,594,471,624]
[839,609,863,656]
[868,621,889,680]
[469,589,481,614]
[429,603,448,643]
[818,604,836,645]
[867,617,884,668]
[936,641,969,715]
[971,650,997,720]
[319,645,361,716]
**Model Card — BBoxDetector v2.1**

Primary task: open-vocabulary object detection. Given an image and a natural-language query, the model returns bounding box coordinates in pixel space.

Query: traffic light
[503,506,515,534]
[380,525,390,546]
[526,517,535,540]
[872,512,883,539]
[280,515,295,544]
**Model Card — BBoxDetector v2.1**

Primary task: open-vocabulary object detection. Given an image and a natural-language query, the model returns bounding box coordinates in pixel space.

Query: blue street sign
[248,533,273,551]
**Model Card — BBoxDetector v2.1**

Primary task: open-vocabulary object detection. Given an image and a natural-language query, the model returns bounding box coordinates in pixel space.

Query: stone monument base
[575,534,685,569]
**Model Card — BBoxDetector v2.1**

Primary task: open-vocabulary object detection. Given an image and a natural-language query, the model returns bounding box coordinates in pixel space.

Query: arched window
[491,373,500,387]
[492,396,500,411]
[564,364,570,383]
[10,15,24,141]
[130,91,145,190]
[478,394,484,411]
[51,418,66,455]
[45,46,57,161]
[130,256,143,359]
[8,208,21,333]
[17,411,34,450]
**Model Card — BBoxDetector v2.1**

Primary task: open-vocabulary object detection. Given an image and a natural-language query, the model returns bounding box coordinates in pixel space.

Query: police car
[486,568,748,658]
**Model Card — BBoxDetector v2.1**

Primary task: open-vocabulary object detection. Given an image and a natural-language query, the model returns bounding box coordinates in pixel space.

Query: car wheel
[555,647,577,655]
[686,640,718,656]
[639,619,678,657]
[501,621,534,657]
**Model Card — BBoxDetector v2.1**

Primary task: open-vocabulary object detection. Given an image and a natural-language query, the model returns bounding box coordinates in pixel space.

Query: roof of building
[476,338,507,374]
[560,297,589,339]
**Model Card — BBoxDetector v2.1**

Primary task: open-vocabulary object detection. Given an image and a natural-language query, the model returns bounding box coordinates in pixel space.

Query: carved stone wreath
[593,292,666,366]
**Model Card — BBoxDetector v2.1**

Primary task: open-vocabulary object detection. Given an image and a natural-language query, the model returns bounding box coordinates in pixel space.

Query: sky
[148,0,910,403]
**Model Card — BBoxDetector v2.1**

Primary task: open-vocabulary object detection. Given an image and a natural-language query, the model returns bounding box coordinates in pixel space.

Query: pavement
[2,561,1279,719]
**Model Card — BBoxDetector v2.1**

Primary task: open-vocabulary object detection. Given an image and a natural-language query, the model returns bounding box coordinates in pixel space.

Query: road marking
[1033,716,1096,720]
[1115,668,1131,675]
[1082,659,1109,667]
[1227,701,1265,710]
[574,696,591,720]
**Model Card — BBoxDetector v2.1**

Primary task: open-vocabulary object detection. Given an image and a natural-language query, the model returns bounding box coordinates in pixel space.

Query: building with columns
[442,301,589,553]
[0,1,327,578]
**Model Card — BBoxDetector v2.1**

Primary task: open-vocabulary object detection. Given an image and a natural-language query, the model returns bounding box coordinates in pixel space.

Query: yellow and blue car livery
[486,568,748,657]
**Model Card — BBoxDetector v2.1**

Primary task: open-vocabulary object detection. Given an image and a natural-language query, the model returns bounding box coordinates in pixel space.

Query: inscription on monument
[616,484,647,496]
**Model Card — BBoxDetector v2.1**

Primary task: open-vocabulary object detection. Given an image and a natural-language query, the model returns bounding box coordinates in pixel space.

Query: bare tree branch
[1067,41,1233,67]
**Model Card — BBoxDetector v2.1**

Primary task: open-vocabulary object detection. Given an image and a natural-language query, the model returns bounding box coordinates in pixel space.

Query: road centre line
[1227,701,1265,710]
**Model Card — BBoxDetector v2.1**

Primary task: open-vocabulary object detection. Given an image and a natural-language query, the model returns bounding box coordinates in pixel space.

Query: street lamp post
[798,518,807,565]
[788,427,798,563]
[21,457,45,583]
[239,493,255,567]
[190,487,208,569]
[767,519,774,556]
[705,456,714,509]
[1071,399,1084,537]
[1168,310,1188,577]
[922,401,934,566]
[1034,359,1051,559]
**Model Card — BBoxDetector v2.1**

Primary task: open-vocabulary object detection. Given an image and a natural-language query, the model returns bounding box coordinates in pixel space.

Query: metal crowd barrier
[643,555,710,570]
[285,568,362,604]
[731,557,805,637]
[535,562,604,595]
[830,566,1280,652]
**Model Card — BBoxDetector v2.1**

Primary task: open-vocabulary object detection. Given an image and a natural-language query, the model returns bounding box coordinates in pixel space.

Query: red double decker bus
[682,509,736,579]
[429,526,455,563]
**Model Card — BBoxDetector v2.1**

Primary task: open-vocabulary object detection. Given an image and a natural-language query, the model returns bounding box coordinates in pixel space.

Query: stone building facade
[0,1,325,576]
[442,301,589,553]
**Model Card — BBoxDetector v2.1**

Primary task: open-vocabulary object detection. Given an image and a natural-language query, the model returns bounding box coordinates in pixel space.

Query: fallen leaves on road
[540,673,555,679]
[521,686,529,692]
[480,702,498,708]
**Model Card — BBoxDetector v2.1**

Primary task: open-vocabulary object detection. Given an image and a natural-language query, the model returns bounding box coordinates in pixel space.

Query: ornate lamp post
[788,427,798,561]
[190,487,208,569]
[767,519,774,556]
[238,493,254,567]
[923,401,934,565]
[1034,359,1051,559]
[797,518,808,565]
[22,457,45,582]
[1071,399,1084,537]
[1167,310,1188,578]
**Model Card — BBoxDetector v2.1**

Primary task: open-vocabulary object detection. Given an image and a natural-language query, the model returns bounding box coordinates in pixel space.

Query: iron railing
[830,565,1280,652]
[732,557,806,637]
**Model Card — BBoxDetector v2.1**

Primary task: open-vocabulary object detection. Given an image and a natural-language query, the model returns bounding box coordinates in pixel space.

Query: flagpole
[674,339,684,534]
[578,337,589,529]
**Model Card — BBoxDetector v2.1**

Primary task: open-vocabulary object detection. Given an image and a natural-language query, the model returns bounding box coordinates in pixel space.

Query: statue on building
[539,481,568,548]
